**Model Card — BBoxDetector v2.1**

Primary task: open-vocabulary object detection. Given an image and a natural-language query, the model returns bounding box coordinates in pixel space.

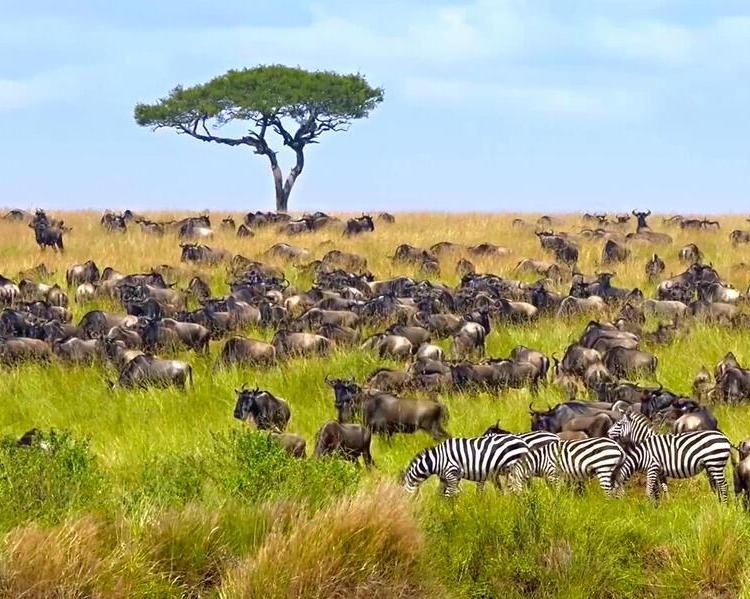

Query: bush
[219,484,436,598]
[123,453,206,509]
[0,429,102,527]
[207,429,361,506]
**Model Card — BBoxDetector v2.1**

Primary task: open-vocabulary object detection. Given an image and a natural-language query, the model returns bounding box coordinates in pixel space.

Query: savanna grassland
[3,211,750,598]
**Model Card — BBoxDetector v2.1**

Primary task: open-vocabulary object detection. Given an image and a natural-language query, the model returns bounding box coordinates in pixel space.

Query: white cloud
[1,1,748,121]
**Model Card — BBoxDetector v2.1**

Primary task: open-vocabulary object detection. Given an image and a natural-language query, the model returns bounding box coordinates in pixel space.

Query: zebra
[608,411,731,502]
[508,437,625,496]
[402,434,530,496]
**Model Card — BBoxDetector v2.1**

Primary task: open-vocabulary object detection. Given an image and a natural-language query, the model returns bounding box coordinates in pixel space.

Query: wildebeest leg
[431,422,449,441]
[362,447,375,469]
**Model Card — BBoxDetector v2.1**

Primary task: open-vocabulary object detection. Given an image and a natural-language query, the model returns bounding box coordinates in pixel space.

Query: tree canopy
[135,65,384,210]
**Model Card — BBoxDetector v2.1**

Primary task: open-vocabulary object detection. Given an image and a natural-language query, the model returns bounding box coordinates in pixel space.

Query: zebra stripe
[608,412,731,502]
[509,437,625,496]
[403,434,530,496]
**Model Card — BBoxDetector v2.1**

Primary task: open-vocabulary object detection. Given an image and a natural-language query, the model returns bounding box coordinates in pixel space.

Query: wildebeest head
[180,243,203,262]
[631,209,651,230]
[482,421,512,436]
[325,376,361,421]
[529,402,556,432]
[233,385,262,421]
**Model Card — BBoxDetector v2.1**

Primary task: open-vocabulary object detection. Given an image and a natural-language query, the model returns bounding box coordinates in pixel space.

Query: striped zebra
[608,411,731,502]
[509,437,625,496]
[402,434,530,496]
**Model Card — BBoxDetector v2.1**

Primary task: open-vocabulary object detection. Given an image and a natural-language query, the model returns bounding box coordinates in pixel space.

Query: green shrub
[123,453,206,509]
[207,429,361,505]
[0,429,102,527]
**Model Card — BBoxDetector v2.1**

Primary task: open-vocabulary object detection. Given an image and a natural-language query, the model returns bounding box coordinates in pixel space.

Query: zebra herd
[403,412,733,502]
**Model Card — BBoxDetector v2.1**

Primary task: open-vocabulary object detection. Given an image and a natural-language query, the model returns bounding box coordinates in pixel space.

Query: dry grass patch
[219,483,436,599]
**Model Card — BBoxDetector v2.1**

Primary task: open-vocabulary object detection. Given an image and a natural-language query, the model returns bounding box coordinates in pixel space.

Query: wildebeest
[364,368,411,392]
[236,224,254,237]
[0,276,20,306]
[692,366,712,401]
[0,337,52,364]
[678,243,702,263]
[415,342,444,361]
[265,243,311,262]
[233,386,291,431]
[101,212,127,233]
[53,337,101,364]
[603,347,657,378]
[392,244,437,265]
[272,330,330,358]
[115,354,192,389]
[645,254,665,281]
[313,421,374,466]
[642,299,688,320]
[602,239,630,264]
[456,258,475,277]
[730,230,750,245]
[556,296,606,318]
[529,401,617,433]
[29,221,65,251]
[344,215,375,236]
[321,250,368,271]
[361,333,413,359]
[689,299,738,323]
[66,261,100,287]
[450,321,486,359]
[627,210,672,244]
[180,244,229,265]
[187,276,211,303]
[733,440,750,509]
[270,432,306,458]
[217,336,276,366]
[328,378,449,439]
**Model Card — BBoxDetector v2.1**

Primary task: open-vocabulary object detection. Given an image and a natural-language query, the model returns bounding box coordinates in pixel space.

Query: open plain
[2,210,750,597]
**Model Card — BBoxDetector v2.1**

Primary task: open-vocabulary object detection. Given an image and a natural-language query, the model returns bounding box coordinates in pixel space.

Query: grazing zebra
[608,411,731,502]
[508,437,625,496]
[402,434,530,496]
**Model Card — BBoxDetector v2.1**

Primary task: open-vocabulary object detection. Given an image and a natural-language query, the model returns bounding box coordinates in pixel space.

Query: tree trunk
[275,188,289,212]
[265,147,304,213]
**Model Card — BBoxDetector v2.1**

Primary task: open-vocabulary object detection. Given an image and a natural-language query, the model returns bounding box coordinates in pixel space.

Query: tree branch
[176,123,265,151]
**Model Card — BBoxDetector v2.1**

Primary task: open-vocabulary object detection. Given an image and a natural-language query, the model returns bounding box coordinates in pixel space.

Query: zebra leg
[595,470,614,497]
[646,467,662,502]
[706,467,728,503]
[440,467,461,497]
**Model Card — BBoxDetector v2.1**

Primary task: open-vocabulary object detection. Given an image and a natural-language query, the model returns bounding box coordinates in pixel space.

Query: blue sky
[1,1,749,213]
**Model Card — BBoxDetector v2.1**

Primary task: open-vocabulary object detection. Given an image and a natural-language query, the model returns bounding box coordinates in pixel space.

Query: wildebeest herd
[5,207,750,506]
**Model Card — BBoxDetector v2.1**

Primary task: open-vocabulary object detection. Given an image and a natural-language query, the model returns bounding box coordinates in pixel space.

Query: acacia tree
[134,65,384,211]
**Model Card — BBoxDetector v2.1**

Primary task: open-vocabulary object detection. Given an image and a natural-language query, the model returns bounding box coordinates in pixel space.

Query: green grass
[2,211,750,596]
